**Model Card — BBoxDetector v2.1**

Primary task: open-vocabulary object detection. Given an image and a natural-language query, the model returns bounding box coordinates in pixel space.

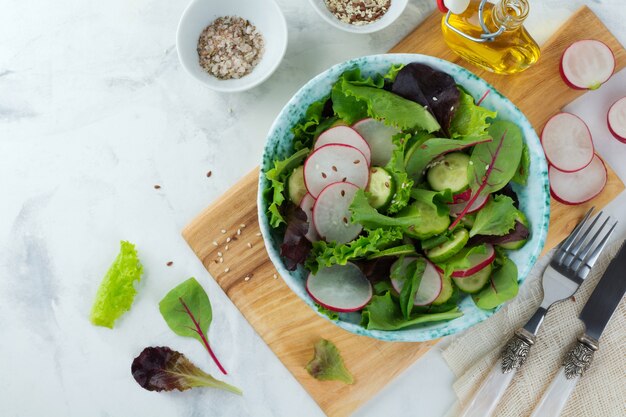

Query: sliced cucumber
[288,165,307,204]
[401,200,451,240]
[498,210,530,250]
[425,228,469,263]
[427,152,470,193]
[453,263,493,294]
[432,273,453,305]
[366,167,395,210]
[421,234,449,251]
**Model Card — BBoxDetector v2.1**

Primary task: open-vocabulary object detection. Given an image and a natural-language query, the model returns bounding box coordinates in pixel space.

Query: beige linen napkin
[442,239,626,417]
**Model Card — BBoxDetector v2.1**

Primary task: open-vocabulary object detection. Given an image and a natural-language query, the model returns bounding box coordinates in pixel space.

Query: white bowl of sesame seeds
[308,0,408,34]
[177,0,288,92]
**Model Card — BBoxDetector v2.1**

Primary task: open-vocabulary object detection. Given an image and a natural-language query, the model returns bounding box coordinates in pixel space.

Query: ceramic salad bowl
[257,53,550,342]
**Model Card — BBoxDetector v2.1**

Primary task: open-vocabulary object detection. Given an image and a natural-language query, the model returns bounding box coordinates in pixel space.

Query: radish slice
[306,263,372,312]
[299,193,320,242]
[315,126,372,166]
[608,97,626,144]
[444,0,470,14]
[541,112,594,172]
[550,154,607,205]
[435,244,495,277]
[452,188,472,204]
[313,182,363,244]
[391,258,442,306]
[352,118,399,166]
[560,40,615,90]
[449,193,488,215]
[303,144,369,198]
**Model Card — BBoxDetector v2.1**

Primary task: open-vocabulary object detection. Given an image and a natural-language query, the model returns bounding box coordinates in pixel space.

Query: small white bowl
[176,0,288,92]
[308,0,408,34]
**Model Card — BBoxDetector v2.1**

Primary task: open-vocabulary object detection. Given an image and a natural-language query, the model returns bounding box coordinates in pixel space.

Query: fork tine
[554,208,594,264]
[570,215,610,270]
[576,220,618,277]
[563,211,603,267]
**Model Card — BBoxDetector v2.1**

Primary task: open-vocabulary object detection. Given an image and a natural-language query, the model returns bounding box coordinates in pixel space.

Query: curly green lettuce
[449,89,497,138]
[265,148,309,228]
[90,241,143,328]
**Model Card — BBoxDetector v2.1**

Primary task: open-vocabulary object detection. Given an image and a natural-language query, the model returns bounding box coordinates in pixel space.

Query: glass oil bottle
[441,0,541,75]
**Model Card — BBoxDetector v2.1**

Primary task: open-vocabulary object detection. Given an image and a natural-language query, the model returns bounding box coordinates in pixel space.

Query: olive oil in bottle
[441,0,540,74]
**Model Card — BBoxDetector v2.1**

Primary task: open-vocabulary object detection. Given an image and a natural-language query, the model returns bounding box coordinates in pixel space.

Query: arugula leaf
[159,278,227,375]
[305,227,403,274]
[265,148,310,228]
[306,339,354,384]
[391,256,426,319]
[131,347,242,394]
[472,257,519,310]
[335,77,441,132]
[437,244,487,277]
[361,292,463,330]
[90,241,143,329]
[469,195,518,237]
[449,89,497,138]
[449,120,523,229]
[405,136,492,183]
[385,133,414,214]
[350,189,451,239]
[511,143,530,186]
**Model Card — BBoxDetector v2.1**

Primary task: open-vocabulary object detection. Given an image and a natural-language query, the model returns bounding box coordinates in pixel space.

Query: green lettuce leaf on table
[306,339,354,384]
[472,257,519,310]
[361,292,463,331]
[449,89,497,138]
[90,241,143,328]
[469,195,518,237]
[131,346,241,394]
[265,147,309,228]
[305,227,403,274]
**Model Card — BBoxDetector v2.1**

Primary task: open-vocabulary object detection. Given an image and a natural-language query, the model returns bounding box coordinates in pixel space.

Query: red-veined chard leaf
[131,346,242,394]
[449,120,523,229]
[159,278,227,375]
[471,257,519,310]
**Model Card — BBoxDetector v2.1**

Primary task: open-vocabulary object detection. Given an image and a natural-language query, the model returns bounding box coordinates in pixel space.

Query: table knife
[530,240,626,417]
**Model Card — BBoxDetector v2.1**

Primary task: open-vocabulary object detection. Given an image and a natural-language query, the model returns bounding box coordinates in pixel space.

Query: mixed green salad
[264,62,531,331]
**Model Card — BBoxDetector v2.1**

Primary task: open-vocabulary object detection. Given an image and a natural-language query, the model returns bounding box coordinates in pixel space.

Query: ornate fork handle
[501,328,536,373]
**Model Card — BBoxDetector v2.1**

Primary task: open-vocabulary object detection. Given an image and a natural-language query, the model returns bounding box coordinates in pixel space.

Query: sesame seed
[485,164,490,170]
[432,96,438,101]
[240,223,246,228]
[225,245,229,251]
[247,242,253,248]
[221,229,227,234]
[224,267,230,273]
[219,257,224,263]
[273,274,278,279]
[212,241,219,246]
[256,232,262,236]
[226,237,232,243]
[244,276,250,281]
[217,251,223,257]
[469,161,474,165]
[237,229,241,235]
[450,106,455,111]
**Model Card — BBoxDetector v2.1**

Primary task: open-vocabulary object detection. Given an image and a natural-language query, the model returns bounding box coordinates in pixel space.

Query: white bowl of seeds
[177,0,288,92]
[309,0,408,34]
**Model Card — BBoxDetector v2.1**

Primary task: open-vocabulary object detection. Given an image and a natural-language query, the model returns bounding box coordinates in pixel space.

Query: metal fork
[459,208,617,417]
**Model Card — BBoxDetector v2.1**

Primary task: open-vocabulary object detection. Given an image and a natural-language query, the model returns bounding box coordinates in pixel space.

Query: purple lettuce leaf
[280,205,312,271]
[468,220,530,246]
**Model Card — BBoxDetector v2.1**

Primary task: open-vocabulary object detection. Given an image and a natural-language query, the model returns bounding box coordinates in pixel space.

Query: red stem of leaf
[178,297,228,375]
[449,130,507,230]
[476,89,490,106]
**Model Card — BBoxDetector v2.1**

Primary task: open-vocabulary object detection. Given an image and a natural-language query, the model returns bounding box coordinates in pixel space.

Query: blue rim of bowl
[257,53,550,342]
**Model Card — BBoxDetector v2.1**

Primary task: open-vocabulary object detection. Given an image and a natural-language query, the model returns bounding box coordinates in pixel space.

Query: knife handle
[458,329,535,417]
[530,335,598,417]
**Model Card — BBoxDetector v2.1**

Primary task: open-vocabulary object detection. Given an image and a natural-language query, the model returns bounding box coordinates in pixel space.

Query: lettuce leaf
[333,72,441,132]
[306,339,354,384]
[305,227,403,274]
[449,89,497,138]
[331,68,384,124]
[384,63,405,82]
[131,346,242,394]
[436,244,488,277]
[361,292,463,330]
[385,133,414,214]
[280,206,312,270]
[391,256,426,319]
[264,148,310,228]
[469,195,518,237]
[511,143,530,186]
[292,97,332,151]
[90,241,143,328]
[472,257,519,310]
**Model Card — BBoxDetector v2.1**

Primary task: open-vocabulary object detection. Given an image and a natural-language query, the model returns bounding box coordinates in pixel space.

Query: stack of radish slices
[542,113,607,205]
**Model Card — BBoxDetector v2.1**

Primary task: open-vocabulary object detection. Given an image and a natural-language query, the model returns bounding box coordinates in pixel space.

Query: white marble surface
[1,1,625,416]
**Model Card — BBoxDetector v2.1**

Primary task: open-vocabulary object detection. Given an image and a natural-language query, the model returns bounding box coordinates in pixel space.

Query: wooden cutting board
[183,7,625,417]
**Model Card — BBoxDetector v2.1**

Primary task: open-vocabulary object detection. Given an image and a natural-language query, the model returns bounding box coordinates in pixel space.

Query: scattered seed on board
[224,267,230,273]
[226,237,232,243]
[225,245,229,251]
[221,229,227,234]
[212,240,219,246]
[237,229,241,235]
[219,257,224,263]
[217,251,223,257]
[256,232,262,236]
[247,242,253,248]
[240,223,246,228]
[273,274,278,279]
[244,276,250,281]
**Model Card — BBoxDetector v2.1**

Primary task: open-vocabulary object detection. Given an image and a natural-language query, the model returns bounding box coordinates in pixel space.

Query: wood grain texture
[183,7,624,417]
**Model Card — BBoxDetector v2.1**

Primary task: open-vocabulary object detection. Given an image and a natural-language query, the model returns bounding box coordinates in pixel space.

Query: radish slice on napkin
[560,40,615,90]
[306,263,372,312]
[608,97,626,144]
[549,154,607,205]
[541,112,594,172]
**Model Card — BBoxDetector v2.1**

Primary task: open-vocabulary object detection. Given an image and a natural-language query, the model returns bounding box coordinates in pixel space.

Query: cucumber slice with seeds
[453,263,493,294]
[288,165,307,204]
[432,273,453,305]
[427,152,470,193]
[366,166,394,210]
[425,228,469,263]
